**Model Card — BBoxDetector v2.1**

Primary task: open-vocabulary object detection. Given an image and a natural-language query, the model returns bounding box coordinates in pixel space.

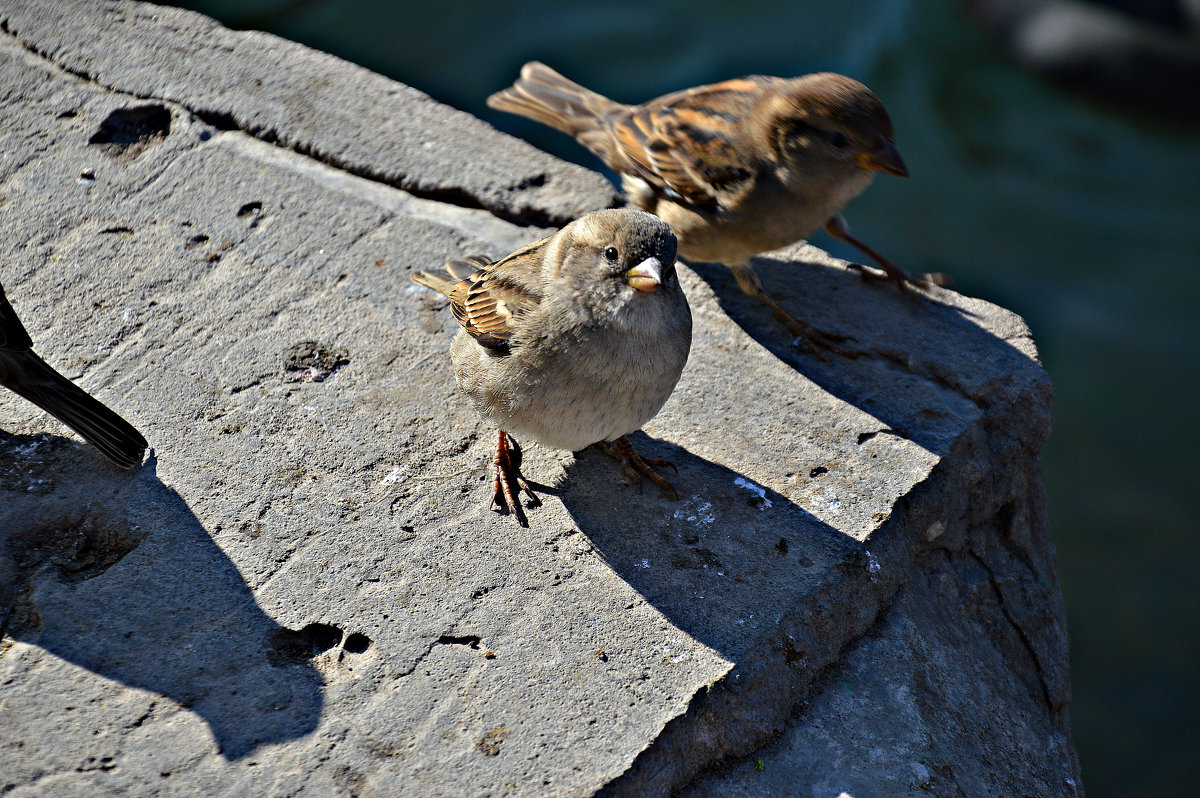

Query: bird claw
[642,456,678,474]
[595,436,679,501]
[919,271,954,288]
[491,431,540,526]
[846,260,950,293]
[825,216,952,295]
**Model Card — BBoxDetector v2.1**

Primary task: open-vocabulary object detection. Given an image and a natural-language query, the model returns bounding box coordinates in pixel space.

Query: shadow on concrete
[557,254,1047,662]
[0,433,323,759]
[685,255,1047,459]
[559,432,857,661]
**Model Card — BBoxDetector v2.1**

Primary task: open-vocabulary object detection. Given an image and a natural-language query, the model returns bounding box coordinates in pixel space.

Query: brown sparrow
[489,63,942,352]
[1,281,147,468]
[411,209,692,525]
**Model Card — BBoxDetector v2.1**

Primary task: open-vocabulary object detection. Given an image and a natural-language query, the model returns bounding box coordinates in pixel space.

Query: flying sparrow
[489,63,942,353]
[411,209,692,525]
[1,281,148,468]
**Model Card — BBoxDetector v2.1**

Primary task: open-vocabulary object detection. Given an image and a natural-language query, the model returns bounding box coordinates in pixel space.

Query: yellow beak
[856,140,908,177]
[626,257,663,293]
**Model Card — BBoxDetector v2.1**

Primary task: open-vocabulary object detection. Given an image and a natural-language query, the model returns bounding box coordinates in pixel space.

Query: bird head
[767,72,907,181]
[552,208,685,327]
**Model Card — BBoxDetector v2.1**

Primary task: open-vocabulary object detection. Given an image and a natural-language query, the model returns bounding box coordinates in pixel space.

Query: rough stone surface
[0,0,619,226]
[0,2,1081,796]
[680,457,1082,797]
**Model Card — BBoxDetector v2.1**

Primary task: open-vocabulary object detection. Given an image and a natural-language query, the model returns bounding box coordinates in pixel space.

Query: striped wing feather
[609,78,765,208]
[445,242,546,349]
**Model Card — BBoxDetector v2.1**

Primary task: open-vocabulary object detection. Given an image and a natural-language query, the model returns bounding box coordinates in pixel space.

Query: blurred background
[164,0,1200,794]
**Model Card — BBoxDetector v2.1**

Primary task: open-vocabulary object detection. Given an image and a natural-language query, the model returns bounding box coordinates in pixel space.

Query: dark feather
[1,282,148,468]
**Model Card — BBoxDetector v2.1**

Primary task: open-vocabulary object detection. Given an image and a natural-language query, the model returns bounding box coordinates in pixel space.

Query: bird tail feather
[411,255,492,298]
[4,351,147,469]
[487,62,624,144]
[410,270,457,297]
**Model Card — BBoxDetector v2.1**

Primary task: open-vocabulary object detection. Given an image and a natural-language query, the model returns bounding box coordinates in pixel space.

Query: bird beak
[626,257,664,292]
[856,140,908,177]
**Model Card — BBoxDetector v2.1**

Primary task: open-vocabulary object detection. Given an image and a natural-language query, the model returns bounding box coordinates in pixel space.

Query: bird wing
[607,78,766,209]
[446,242,546,350]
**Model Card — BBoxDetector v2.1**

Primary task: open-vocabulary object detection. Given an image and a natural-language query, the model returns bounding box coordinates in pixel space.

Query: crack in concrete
[600,527,909,796]
[394,630,467,680]
[678,575,912,790]
[869,343,991,410]
[215,132,544,255]
[0,19,559,229]
[967,548,1055,711]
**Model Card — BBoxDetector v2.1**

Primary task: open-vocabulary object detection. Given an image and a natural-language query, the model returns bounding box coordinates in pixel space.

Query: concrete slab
[0,3,1079,796]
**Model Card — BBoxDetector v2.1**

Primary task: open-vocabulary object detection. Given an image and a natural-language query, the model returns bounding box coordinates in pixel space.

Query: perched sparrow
[489,63,943,352]
[0,281,147,468]
[411,209,692,525]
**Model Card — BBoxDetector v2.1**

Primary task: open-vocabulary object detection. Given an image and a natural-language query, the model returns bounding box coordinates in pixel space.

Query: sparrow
[488,63,944,353]
[0,281,147,468]
[411,208,692,525]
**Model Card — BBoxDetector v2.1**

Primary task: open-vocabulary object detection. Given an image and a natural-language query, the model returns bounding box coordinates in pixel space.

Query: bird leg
[491,430,540,525]
[729,261,861,361]
[824,215,952,291]
[594,436,679,501]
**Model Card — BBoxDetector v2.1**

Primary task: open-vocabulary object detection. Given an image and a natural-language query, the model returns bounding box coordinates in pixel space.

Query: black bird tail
[2,350,147,469]
[1,281,147,468]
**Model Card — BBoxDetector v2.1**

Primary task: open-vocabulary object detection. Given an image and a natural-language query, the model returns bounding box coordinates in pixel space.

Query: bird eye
[829,131,850,149]
[603,246,619,262]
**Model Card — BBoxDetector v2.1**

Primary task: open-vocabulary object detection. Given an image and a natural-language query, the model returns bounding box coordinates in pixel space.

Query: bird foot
[595,436,679,501]
[823,215,953,294]
[846,260,952,292]
[729,261,861,361]
[491,430,540,526]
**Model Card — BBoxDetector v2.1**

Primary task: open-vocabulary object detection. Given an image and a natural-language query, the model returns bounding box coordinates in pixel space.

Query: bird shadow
[684,253,1044,459]
[0,431,324,760]
[558,432,856,661]
[552,252,1047,659]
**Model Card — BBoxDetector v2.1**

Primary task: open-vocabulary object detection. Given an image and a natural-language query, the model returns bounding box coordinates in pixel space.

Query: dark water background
[166,0,1200,794]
